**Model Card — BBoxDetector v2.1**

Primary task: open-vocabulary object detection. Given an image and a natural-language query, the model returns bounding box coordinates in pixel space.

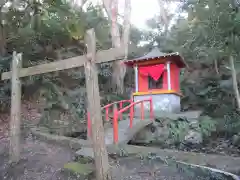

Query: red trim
[170,63,180,92]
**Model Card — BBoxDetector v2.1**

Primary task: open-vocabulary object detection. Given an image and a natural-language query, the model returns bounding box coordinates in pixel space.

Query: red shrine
[124,47,186,113]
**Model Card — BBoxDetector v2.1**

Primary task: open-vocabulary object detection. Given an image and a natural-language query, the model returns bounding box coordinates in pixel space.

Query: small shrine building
[124,47,186,113]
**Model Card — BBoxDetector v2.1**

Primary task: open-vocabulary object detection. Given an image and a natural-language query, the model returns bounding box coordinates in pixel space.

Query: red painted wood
[113,105,119,144]
[130,106,134,128]
[119,102,123,120]
[170,63,180,92]
[88,98,154,143]
[141,102,144,120]
[138,70,148,92]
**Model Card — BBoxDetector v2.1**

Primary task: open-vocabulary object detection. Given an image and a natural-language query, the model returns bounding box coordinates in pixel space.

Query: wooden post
[9,52,22,162]
[84,29,112,180]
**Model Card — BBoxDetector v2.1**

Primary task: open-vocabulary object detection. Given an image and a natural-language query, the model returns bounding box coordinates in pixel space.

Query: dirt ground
[0,132,238,180]
[0,134,79,180]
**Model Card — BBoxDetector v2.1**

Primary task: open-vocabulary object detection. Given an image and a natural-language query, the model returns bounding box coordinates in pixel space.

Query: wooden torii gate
[2,29,133,180]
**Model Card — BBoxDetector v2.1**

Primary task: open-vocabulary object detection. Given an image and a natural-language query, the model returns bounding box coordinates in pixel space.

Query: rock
[64,162,95,177]
[131,124,157,144]
[131,117,203,145]
[76,147,94,158]
[232,134,240,146]
[189,119,199,129]
[184,130,203,144]
[131,122,170,145]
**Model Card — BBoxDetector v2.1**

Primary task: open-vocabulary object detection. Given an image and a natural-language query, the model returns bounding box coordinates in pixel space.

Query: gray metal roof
[132,47,179,61]
[124,47,186,68]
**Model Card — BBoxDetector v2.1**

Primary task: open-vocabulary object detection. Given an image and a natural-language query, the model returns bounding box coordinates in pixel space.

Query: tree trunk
[157,0,169,30]
[110,0,125,94]
[214,59,219,75]
[122,0,131,57]
[230,55,240,110]
[103,0,130,94]
[110,0,121,47]
[0,13,6,56]
[84,29,111,180]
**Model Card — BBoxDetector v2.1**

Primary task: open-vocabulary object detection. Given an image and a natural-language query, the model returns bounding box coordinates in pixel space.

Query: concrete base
[133,93,181,115]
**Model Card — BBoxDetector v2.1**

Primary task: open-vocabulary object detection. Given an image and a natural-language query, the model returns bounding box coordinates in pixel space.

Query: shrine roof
[124,47,186,68]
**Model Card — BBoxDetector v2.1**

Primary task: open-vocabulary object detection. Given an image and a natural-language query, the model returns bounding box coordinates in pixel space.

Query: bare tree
[102,0,131,94]
[157,0,174,35]
[230,56,240,110]
[0,1,7,56]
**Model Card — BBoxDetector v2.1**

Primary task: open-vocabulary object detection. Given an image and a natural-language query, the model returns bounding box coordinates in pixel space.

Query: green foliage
[167,116,216,144]
[199,116,217,137]
[181,75,236,116]
[168,119,189,143]
[0,0,143,115]
[219,111,240,136]
[38,79,86,132]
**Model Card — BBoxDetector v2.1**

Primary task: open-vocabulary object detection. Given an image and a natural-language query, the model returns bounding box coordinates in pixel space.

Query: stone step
[76,118,154,158]
[104,118,153,145]
[154,110,202,120]
[76,147,94,158]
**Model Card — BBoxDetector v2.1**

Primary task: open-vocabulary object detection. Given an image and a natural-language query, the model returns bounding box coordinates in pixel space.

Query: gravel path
[111,156,239,180]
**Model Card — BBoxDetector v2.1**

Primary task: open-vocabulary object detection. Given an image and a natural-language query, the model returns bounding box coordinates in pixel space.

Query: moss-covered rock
[64,162,95,178]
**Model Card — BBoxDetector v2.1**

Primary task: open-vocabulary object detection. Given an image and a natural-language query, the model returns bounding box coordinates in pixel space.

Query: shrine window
[139,64,165,90]
[148,74,163,89]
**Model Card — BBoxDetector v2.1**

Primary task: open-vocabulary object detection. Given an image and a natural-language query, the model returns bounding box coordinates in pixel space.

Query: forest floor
[0,131,239,180]
[181,138,240,157]
[0,133,194,180]
[142,137,240,157]
[0,135,78,180]
[0,102,239,179]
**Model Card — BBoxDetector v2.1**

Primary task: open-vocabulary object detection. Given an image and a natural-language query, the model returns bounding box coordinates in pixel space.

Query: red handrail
[87,98,154,144]
[113,98,154,143]
[87,99,133,138]
[101,99,133,121]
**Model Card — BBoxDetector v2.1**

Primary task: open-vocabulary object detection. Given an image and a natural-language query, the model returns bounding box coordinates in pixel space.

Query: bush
[167,116,217,144]
[217,111,240,137]
[199,116,217,138]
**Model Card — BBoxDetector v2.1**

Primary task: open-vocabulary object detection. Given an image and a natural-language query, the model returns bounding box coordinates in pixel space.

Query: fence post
[141,102,144,120]
[119,101,123,120]
[113,104,119,143]
[84,29,111,179]
[129,105,134,128]
[10,52,22,163]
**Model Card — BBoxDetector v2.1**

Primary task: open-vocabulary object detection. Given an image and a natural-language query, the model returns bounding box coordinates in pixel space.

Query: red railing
[87,98,154,144]
[87,99,133,137]
[113,98,154,143]
[101,99,133,121]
